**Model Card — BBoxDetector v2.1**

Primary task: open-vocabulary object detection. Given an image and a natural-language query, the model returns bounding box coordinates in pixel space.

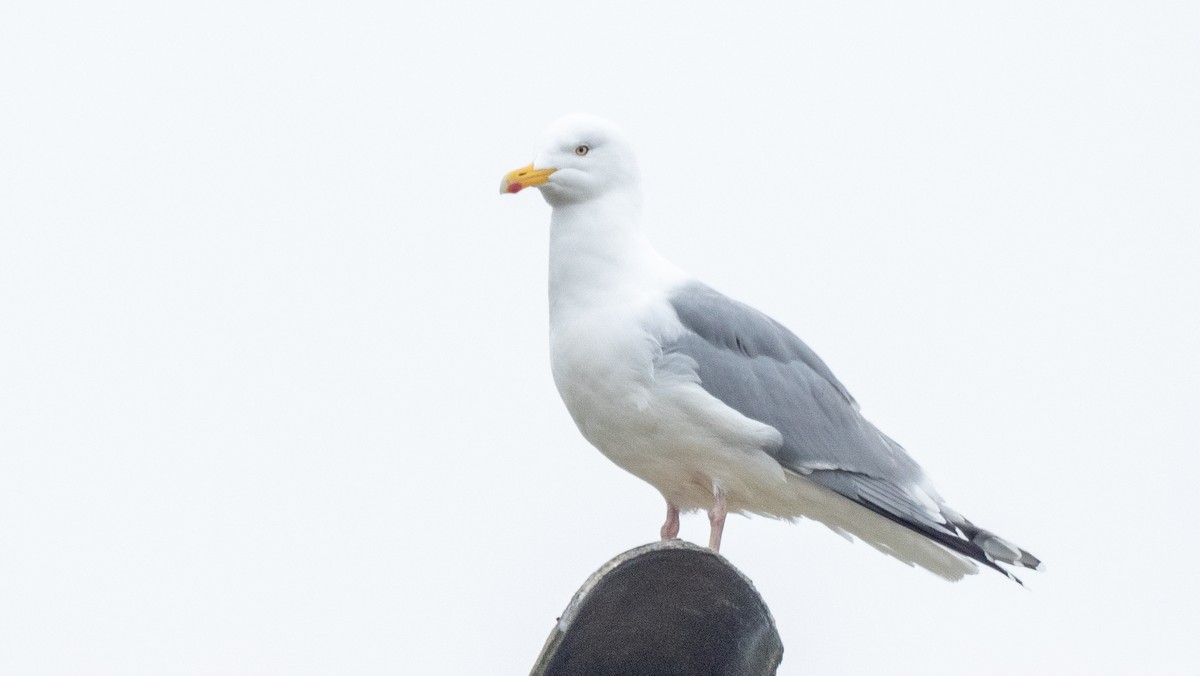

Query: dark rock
[530,540,784,676]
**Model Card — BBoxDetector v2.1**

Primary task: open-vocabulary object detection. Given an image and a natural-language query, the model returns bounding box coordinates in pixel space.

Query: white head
[501,114,641,208]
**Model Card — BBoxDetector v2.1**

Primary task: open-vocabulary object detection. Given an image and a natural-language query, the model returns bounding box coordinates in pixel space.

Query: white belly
[549,304,787,513]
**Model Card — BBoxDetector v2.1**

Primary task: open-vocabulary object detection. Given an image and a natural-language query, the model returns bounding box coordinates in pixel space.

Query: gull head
[501,114,640,207]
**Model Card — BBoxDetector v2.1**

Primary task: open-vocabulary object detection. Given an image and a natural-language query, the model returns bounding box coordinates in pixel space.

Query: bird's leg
[660,501,680,540]
[708,485,727,552]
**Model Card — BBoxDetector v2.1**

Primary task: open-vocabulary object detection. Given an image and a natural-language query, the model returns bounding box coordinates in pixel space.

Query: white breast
[549,295,788,513]
[545,195,787,513]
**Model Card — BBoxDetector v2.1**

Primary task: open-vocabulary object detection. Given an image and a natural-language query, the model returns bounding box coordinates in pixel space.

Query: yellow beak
[501,164,556,194]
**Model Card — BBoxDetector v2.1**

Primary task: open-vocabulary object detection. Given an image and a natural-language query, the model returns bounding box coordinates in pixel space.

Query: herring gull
[501,114,1042,583]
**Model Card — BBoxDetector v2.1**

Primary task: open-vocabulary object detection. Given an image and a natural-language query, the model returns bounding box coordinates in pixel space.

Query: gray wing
[666,281,1041,580]
[667,281,928,485]
[666,283,960,534]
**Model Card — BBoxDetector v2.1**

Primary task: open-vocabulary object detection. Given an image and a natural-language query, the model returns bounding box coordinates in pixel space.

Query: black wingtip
[855,501,1036,586]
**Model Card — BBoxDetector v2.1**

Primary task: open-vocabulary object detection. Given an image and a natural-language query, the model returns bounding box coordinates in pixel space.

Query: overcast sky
[3,2,1198,674]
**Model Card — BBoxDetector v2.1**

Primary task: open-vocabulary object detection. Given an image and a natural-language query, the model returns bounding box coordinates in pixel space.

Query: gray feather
[669,281,857,407]
[665,281,1041,580]
[667,281,927,486]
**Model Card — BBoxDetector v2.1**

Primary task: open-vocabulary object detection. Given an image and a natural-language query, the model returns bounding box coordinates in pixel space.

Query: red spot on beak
[507,183,523,193]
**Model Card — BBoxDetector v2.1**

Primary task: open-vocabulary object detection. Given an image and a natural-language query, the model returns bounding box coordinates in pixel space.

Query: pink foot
[708,487,727,552]
[660,501,680,540]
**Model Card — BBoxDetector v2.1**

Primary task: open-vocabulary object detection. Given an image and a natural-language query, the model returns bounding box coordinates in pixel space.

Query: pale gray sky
[2,2,1198,674]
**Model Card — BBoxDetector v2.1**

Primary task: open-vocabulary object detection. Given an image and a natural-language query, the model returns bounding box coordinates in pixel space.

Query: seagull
[501,114,1042,583]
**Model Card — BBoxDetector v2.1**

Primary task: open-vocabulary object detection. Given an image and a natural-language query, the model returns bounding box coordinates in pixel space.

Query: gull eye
[574,144,590,156]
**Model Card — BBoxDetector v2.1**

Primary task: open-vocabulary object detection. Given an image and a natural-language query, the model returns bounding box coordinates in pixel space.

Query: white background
[3,2,1198,674]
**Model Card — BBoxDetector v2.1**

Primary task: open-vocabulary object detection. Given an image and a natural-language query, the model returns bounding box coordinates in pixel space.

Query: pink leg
[660,501,680,540]
[708,487,727,552]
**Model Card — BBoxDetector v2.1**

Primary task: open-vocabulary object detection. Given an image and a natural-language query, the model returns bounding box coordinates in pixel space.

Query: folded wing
[666,282,1041,582]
